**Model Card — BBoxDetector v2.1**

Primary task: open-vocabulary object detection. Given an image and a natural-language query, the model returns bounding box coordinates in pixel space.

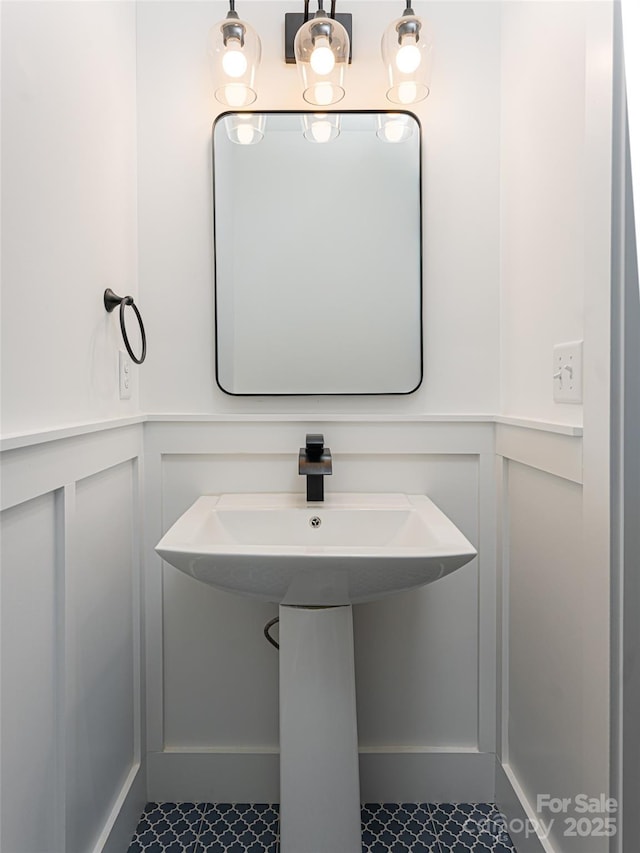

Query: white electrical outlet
[119,350,132,400]
[553,341,583,403]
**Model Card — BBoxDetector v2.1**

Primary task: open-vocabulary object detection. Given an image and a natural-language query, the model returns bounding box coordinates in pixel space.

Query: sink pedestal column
[279,604,361,853]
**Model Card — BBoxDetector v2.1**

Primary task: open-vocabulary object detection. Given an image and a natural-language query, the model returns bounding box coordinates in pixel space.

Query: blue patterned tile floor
[128,803,517,852]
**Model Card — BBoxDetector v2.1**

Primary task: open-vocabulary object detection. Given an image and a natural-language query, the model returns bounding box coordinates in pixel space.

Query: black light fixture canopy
[285,0,352,64]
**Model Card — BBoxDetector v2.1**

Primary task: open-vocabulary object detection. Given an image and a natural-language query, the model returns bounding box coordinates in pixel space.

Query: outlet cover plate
[553,340,583,403]
[119,350,132,400]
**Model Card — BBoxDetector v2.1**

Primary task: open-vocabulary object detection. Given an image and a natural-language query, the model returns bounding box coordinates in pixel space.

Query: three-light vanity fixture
[209,0,433,108]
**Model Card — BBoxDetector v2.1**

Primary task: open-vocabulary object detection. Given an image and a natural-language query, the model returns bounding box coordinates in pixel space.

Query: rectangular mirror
[213,110,422,395]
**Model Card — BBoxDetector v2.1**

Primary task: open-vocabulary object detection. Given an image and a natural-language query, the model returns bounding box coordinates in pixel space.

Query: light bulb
[311,119,332,143]
[222,40,248,77]
[395,38,421,74]
[223,83,249,106]
[397,81,418,104]
[236,124,256,145]
[310,37,335,75]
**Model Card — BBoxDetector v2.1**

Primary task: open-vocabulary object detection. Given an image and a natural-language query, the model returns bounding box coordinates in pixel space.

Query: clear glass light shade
[209,16,261,107]
[294,15,350,106]
[376,113,414,143]
[381,13,433,105]
[302,113,341,143]
[224,113,266,145]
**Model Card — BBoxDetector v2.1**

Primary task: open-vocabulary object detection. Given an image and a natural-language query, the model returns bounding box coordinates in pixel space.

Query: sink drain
[309,516,322,528]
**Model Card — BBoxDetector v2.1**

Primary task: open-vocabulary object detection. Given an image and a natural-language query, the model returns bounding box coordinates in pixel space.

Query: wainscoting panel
[0,424,145,853]
[1,491,63,853]
[144,418,497,801]
[67,462,138,853]
[494,425,611,853]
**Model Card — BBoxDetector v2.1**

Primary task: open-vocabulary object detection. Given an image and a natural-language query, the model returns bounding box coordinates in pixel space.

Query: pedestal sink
[156,492,476,853]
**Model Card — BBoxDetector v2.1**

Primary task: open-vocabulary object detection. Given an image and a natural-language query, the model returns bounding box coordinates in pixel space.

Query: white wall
[137,2,617,823]
[137,0,501,416]
[0,4,146,851]
[0,0,505,829]
[611,20,640,848]
[134,0,505,802]
[621,0,640,273]
[0,0,620,845]
[619,153,640,853]
[1,0,140,436]
[497,3,614,851]
[500,1,587,426]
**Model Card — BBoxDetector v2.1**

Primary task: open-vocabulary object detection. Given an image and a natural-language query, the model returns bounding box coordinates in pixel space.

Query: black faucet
[299,433,332,501]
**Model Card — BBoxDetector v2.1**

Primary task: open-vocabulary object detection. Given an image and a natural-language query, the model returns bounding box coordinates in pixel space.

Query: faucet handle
[305,433,325,460]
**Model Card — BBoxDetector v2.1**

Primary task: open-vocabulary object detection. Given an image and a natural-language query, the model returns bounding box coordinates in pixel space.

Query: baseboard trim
[495,762,558,853]
[95,763,147,853]
[147,749,497,804]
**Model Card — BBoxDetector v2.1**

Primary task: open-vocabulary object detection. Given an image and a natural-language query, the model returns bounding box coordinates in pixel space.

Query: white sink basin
[156,493,477,605]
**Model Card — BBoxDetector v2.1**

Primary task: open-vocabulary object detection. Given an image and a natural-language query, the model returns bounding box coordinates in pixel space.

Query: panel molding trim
[145,437,493,761]
[496,761,557,853]
[496,424,583,484]
[94,763,146,853]
[0,425,143,511]
[0,415,146,453]
[0,412,583,454]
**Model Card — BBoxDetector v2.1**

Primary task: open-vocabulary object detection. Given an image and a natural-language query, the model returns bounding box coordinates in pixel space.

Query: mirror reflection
[213,110,422,395]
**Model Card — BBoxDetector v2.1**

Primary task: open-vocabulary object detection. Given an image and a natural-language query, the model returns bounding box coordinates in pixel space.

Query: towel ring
[104,289,147,365]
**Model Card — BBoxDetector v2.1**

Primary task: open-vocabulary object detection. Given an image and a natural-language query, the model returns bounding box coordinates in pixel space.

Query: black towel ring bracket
[103,289,147,365]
